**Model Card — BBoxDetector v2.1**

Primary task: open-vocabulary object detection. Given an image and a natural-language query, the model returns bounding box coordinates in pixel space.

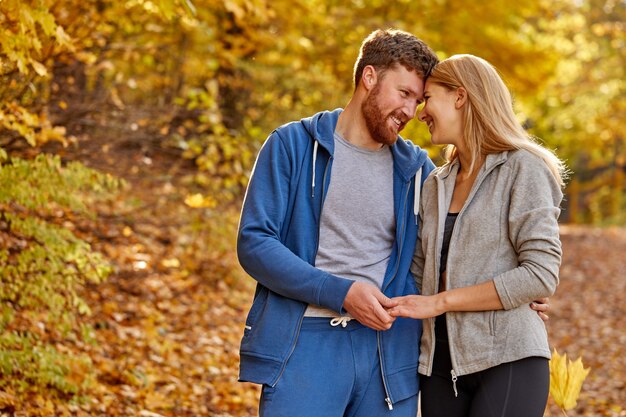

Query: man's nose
[418,107,427,122]
[404,100,418,120]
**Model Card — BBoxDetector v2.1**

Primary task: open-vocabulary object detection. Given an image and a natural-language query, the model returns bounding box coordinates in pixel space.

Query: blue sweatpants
[259,317,418,417]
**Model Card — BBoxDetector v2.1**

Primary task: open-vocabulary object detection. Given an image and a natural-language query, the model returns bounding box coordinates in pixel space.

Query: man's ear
[362,65,378,91]
[455,87,467,109]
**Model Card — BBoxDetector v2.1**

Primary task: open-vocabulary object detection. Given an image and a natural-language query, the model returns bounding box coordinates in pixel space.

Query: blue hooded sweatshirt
[237,108,435,407]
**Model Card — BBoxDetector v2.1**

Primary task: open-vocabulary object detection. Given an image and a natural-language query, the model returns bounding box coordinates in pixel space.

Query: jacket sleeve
[492,154,563,310]
[237,132,354,313]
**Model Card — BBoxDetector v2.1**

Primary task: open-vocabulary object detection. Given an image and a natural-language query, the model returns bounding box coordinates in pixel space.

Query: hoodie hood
[300,108,341,155]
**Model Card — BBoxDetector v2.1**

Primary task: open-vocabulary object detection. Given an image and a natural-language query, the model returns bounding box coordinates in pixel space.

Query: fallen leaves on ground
[66,222,626,417]
[545,225,626,417]
[9,126,624,416]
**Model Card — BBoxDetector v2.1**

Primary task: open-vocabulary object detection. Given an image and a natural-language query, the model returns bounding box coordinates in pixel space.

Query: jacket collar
[436,151,509,180]
[300,108,341,155]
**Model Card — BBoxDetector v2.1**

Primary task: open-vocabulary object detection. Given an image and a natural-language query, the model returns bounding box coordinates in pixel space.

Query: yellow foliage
[184,193,217,208]
[0,391,17,408]
[549,349,591,412]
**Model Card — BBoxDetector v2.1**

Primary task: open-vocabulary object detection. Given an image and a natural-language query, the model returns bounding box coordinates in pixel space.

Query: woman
[388,54,567,417]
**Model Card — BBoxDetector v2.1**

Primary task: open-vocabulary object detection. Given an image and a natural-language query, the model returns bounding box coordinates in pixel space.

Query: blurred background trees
[2,0,624,220]
[0,0,624,413]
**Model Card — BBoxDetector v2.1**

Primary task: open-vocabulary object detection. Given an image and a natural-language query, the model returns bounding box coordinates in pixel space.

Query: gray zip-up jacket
[411,149,563,377]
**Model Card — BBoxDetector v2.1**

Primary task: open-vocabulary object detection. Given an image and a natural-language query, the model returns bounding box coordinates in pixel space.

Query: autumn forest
[0,0,625,416]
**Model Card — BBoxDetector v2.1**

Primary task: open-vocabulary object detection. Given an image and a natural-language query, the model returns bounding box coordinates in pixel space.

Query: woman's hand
[387,294,445,319]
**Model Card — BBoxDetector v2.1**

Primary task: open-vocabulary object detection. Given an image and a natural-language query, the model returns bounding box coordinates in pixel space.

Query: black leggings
[420,316,550,417]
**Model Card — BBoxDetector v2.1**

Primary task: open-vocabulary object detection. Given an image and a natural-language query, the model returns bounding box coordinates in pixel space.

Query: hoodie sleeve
[237,131,354,313]
[492,153,563,310]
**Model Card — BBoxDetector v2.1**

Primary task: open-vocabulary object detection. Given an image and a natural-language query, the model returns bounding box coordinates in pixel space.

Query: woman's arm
[491,154,563,310]
[390,153,562,320]
[388,282,551,320]
[388,280,503,319]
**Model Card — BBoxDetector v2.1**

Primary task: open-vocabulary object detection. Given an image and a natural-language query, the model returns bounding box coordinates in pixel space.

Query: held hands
[343,281,551,326]
[343,282,398,330]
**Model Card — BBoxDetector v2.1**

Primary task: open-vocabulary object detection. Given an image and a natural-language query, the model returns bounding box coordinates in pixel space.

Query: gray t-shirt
[305,132,395,317]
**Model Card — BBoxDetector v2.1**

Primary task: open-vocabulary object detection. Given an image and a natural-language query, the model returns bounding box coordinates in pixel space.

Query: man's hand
[343,282,397,330]
[531,297,551,322]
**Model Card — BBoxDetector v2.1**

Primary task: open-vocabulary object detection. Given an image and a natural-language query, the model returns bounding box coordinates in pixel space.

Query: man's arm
[237,132,353,313]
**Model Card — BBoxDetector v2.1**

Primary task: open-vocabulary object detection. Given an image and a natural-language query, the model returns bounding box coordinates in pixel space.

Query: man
[236,29,549,416]
[237,29,436,416]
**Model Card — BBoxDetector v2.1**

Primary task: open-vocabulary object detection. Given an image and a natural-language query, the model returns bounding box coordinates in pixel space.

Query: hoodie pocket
[243,286,269,337]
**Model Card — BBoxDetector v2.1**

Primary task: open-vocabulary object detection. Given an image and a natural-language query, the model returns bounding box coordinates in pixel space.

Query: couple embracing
[237,29,565,417]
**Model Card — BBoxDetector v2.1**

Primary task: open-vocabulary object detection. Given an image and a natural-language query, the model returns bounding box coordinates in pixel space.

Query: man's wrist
[340,280,358,314]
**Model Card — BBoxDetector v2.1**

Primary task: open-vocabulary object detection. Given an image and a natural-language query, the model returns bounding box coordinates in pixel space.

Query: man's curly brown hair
[353,29,439,89]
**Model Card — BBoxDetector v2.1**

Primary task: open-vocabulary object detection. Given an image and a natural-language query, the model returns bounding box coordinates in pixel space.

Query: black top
[438,212,459,279]
[435,212,459,343]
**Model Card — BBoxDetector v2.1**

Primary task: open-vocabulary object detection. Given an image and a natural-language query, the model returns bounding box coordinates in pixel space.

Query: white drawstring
[311,140,319,197]
[330,316,352,328]
[414,167,422,224]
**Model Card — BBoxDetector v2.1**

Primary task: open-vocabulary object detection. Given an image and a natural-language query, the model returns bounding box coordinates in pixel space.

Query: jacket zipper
[451,369,458,397]
[314,156,332,253]
[377,333,393,410]
[377,181,411,410]
[382,182,410,292]
[439,158,507,382]
[271,314,304,387]
[426,176,446,376]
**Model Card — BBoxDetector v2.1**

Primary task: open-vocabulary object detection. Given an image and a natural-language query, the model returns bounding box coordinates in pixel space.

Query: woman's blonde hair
[428,54,567,186]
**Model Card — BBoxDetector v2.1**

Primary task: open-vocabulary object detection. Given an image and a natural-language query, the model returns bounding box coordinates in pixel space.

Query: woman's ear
[455,87,467,109]
[362,65,378,91]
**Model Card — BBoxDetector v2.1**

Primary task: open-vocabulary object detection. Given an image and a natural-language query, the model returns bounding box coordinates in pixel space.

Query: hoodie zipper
[382,182,411,292]
[271,314,304,387]
[314,155,332,250]
[377,181,412,410]
[377,334,394,410]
